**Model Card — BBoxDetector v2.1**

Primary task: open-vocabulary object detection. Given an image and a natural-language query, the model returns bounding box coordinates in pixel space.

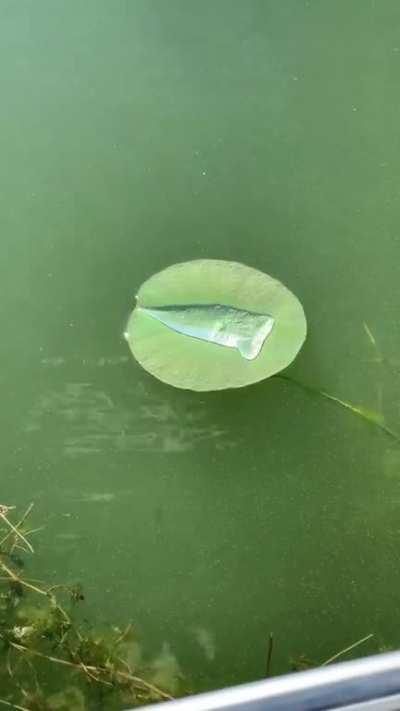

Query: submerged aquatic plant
[278,320,400,445]
[0,505,389,710]
[125,259,307,391]
[0,504,178,710]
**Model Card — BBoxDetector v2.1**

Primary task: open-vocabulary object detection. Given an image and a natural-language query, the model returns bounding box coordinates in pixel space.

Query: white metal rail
[140,652,400,711]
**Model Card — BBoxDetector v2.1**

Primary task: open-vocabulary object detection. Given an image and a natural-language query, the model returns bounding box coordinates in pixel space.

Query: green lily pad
[124,259,307,391]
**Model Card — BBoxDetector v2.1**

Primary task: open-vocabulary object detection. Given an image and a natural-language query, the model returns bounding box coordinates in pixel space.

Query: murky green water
[2,0,400,697]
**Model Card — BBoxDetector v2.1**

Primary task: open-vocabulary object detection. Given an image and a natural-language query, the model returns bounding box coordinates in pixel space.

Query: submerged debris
[0,504,179,710]
[136,303,275,360]
[0,504,380,710]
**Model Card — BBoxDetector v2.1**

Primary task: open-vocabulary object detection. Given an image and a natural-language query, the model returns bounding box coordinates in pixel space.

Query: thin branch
[320,391,399,442]
[12,504,35,535]
[114,623,133,646]
[321,633,374,666]
[0,504,35,554]
[1,504,174,705]
[0,558,71,628]
[277,374,400,443]
[6,647,14,679]
[0,699,32,711]
[19,527,45,539]
[10,642,173,701]
[0,560,47,598]
[363,321,378,350]
[266,633,274,677]
[0,506,15,516]
[78,659,112,686]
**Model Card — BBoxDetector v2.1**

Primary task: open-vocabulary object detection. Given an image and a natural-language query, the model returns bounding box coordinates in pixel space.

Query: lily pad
[124,259,307,391]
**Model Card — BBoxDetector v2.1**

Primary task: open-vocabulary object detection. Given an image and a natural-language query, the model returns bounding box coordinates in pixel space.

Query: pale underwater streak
[135,303,275,360]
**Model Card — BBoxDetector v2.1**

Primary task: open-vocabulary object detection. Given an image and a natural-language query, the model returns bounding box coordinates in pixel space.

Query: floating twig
[277,374,400,443]
[266,633,274,677]
[0,559,48,598]
[0,504,35,554]
[115,622,133,646]
[363,322,378,351]
[321,633,374,666]
[0,699,32,711]
[319,391,399,442]
[0,503,177,706]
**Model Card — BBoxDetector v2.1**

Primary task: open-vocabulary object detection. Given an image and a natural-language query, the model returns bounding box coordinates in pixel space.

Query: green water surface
[1,0,400,696]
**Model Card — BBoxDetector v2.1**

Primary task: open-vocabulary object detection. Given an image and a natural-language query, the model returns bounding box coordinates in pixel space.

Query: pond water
[1,0,400,701]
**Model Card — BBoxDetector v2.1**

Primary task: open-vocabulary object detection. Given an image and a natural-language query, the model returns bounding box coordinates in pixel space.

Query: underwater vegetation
[0,504,183,711]
[125,259,307,391]
[278,318,400,445]
[0,506,387,710]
